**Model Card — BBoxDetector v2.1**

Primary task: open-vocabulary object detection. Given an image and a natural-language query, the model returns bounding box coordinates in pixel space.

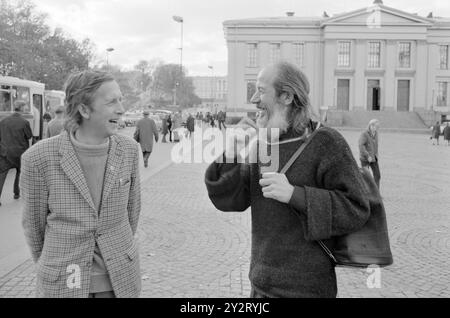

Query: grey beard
[258,111,289,132]
[257,111,290,143]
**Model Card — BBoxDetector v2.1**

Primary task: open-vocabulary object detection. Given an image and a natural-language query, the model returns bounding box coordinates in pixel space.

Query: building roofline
[223,3,440,29]
[223,17,323,27]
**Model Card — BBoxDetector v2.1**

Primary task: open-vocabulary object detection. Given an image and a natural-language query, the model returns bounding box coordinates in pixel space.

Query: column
[414,40,428,111]
[353,39,366,110]
[227,41,237,112]
[322,39,336,109]
[427,43,439,110]
[384,40,396,110]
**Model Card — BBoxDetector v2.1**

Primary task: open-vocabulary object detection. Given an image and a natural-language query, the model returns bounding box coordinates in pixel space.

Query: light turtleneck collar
[70,130,110,156]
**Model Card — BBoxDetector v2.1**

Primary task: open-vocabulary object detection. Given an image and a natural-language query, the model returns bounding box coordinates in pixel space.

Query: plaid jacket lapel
[100,135,124,209]
[59,131,96,212]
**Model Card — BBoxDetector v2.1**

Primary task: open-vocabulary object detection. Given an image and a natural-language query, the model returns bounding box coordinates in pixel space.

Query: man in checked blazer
[20,70,142,298]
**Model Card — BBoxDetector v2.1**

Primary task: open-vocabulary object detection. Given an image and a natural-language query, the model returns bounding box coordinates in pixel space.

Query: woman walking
[432,121,441,145]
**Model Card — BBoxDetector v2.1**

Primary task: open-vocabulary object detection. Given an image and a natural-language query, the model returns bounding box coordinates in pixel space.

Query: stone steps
[326,110,428,130]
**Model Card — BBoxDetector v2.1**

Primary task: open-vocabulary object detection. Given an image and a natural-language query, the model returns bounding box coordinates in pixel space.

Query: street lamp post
[173,16,183,107]
[173,82,179,106]
[172,16,184,73]
[208,65,215,113]
[106,47,115,67]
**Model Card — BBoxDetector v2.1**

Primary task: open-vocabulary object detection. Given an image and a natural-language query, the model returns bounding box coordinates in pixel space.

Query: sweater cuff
[205,160,244,196]
[288,186,307,214]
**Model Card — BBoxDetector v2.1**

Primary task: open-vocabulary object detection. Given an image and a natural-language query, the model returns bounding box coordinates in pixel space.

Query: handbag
[280,126,393,268]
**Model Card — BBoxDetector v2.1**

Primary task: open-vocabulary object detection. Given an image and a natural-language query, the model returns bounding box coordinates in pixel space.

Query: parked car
[151,109,172,120]
[117,117,126,129]
[122,112,142,127]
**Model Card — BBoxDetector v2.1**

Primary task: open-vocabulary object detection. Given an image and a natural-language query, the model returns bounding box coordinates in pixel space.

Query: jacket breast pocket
[115,177,131,200]
[119,178,131,187]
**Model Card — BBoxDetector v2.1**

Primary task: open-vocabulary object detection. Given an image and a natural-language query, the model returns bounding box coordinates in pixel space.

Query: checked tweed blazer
[20,131,142,298]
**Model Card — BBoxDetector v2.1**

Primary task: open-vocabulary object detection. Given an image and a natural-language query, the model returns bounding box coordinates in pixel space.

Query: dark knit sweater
[205,126,370,298]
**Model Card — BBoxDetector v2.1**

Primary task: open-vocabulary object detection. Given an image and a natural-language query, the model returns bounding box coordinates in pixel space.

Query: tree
[134,60,152,93]
[150,63,201,108]
[95,64,141,111]
[0,0,94,89]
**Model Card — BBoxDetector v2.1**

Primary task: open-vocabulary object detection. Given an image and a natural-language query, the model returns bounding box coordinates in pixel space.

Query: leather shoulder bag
[280,126,393,268]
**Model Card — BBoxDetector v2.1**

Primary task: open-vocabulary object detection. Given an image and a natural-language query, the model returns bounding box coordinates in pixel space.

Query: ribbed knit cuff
[288,186,306,214]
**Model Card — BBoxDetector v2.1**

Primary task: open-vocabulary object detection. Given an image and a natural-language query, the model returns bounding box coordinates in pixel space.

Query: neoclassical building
[223,0,450,122]
[191,76,228,112]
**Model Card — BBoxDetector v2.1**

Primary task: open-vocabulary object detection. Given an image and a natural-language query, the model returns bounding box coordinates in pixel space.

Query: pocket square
[120,178,130,186]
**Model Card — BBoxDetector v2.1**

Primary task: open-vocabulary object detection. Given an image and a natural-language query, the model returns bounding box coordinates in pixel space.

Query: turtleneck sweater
[70,132,113,293]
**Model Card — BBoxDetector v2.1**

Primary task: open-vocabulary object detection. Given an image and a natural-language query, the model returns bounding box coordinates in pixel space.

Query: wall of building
[191,76,228,113]
[224,4,450,117]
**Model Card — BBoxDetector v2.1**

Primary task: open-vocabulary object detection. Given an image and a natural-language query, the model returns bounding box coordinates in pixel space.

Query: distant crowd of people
[194,110,227,130]
[430,121,450,146]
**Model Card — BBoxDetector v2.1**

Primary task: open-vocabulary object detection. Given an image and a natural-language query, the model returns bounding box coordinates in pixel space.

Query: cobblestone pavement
[0,130,449,298]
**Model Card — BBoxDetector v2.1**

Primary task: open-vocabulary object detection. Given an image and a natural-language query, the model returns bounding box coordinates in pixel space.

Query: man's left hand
[259,173,294,204]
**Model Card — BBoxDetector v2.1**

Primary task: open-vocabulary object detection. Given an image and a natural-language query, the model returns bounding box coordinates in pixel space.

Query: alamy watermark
[366,265,382,289]
[171,127,280,172]
[66,264,81,289]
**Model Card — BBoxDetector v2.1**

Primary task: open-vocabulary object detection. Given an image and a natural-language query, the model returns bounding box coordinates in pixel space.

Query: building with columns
[223,0,450,123]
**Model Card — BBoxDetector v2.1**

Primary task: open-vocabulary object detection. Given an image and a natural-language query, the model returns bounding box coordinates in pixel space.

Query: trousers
[361,159,381,189]
[143,151,152,167]
[0,167,20,199]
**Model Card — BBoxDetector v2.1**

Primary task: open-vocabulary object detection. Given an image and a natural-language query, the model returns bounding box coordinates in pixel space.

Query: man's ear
[280,92,294,106]
[78,104,90,120]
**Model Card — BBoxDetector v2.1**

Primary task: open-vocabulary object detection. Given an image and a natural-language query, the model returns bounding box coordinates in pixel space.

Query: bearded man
[204,62,370,298]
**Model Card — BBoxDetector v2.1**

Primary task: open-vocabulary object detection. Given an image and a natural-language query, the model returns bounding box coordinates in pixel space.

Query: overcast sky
[33,0,450,76]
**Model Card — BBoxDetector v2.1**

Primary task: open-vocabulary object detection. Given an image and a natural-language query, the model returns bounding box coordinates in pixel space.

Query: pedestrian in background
[21,70,142,298]
[432,121,441,145]
[31,103,40,145]
[42,112,52,139]
[46,106,65,138]
[186,113,195,138]
[198,112,204,128]
[161,115,169,143]
[210,113,216,128]
[218,110,227,130]
[205,112,211,128]
[443,122,450,146]
[172,111,182,142]
[0,100,33,206]
[167,114,173,142]
[359,119,381,189]
[135,110,159,168]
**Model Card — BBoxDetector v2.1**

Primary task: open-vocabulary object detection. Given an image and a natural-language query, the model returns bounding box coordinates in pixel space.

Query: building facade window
[246,81,256,104]
[337,41,351,67]
[440,45,449,70]
[437,82,448,106]
[269,43,281,64]
[398,42,411,68]
[247,43,258,67]
[368,42,381,68]
[293,43,304,67]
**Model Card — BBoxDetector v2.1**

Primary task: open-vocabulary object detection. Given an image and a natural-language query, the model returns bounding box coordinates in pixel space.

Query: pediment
[321,5,433,27]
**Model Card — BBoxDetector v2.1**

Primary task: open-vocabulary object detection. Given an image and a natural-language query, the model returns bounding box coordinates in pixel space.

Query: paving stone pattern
[1,131,449,298]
